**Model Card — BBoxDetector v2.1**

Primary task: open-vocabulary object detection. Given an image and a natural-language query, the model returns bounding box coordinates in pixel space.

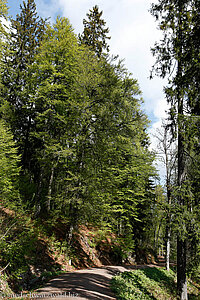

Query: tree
[0,120,20,201]
[32,16,87,217]
[0,0,8,86]
[0,0,7,53]
[79,5,110,57]
[0,1,157,268]
[0,0,7,16]
[186,149,200,279]
[155,121,177,270]
[1,0,46,172]
[0,1,20,203]
[150,0,200,298]
[80,8,156,253]
[32,13,156,253]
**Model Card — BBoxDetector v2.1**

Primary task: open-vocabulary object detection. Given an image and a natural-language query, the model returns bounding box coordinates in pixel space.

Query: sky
[6,0,168,181]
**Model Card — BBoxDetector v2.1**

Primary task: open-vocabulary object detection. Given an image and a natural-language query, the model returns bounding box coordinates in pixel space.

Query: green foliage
[150,0,200,296]
[142,185,166,252]
[112,234,135,263]
[0,0,7,35]
[29,13,156,233]
[1,0,46,174]
[112,267,200,299]
[0,0,7,16]
[0,272,13,296]
[0,213,38,277]
[79,5,110,57]
[0,210,68,292]
[111,268,177,299]
[0,120,21,200]
[0,0,8,89]
[0,2,158,293]
[0,0,156,237]
[31,16,92,215]
[0,0,7,48]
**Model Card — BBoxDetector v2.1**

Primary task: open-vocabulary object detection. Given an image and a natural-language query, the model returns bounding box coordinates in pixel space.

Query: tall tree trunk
[177,83,188,300]
[176,1,187,298]
[156,221,162,252]
[165,166,171,271]
[67,200,78,245]
[177,238,187,299]
[47,165,55,212]
[177,79,188,293]
[165,223,171,271]
[34,169,43,217]
[177,121,188,299]
[22,115,31,170]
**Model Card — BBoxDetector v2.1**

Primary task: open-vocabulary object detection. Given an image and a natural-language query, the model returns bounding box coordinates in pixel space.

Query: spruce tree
[79,5,110,57]
[0,0,7,50]
[0,0,7,86]
[0,1,21,202]
[1,0,46,171]
[150,0,200,298]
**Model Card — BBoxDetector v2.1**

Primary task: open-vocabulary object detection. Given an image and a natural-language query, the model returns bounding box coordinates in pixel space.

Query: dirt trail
[36,261,166,300]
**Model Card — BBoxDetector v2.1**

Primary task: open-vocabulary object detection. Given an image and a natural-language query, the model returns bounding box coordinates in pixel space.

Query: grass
[111,267,200,299]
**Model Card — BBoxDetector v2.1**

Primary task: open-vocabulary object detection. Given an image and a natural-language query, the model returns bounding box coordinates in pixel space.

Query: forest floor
[36,259,167,300]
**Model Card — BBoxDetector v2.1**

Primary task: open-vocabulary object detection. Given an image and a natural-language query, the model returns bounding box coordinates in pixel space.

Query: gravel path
[36,262,165,300]
[36,266,135,300]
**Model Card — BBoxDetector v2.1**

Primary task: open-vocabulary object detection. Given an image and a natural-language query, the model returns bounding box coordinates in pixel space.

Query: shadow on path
[37,268,116,299]
[37,258,172,299]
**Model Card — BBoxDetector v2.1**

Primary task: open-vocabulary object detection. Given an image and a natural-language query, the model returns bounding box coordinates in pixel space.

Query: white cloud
[35,0,60,21]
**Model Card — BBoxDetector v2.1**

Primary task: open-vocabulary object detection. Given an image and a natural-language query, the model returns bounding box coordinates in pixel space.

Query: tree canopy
[1,1,199,297]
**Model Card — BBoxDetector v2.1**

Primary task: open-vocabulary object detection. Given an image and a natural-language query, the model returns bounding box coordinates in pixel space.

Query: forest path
[36,260,166,300]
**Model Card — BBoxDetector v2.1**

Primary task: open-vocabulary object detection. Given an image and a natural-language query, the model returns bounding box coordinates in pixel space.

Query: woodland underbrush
[111,267,200,299]
[0,204,71,294]
[0,203,135,295]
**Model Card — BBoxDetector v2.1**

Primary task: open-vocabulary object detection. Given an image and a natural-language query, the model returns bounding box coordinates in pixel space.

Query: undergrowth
[0,206,72,293]
[111,267,200,299]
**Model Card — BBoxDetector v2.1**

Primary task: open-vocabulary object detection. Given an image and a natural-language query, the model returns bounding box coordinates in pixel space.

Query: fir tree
[0,0,7,86]
[150,0,200,298]
[1,0,46,171]
[79,5,110,57]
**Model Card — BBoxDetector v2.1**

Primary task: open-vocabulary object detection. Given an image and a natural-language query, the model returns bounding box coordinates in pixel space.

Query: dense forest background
[0,0,199,299]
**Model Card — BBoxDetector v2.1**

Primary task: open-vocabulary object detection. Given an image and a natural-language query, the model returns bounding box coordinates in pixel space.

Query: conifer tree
[79,5,110,57]
[0,2,21,202]
[0,0,7,51]
[150,0,200,298]
[1,0,46,172]
[0,0,7,86]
